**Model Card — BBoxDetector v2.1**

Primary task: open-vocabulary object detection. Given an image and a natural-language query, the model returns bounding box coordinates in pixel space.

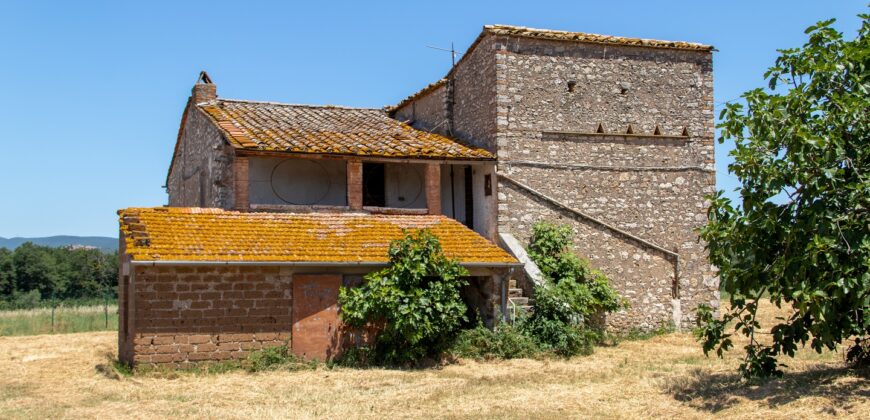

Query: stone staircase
[507,279,534,321]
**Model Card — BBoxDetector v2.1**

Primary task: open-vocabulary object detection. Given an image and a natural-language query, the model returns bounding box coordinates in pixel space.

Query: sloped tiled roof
[119,207,518,265]
[197,99,494,160]
[484,25,714,51]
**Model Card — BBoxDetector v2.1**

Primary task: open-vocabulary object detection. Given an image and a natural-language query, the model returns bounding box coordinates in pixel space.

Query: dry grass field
[0,301,867,419]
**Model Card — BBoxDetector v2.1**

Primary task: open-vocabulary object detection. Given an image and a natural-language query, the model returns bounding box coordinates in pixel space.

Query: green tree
[0,248,13,296]
[12,242,64,298]
[339,229,469,364]
[697,14,870,377]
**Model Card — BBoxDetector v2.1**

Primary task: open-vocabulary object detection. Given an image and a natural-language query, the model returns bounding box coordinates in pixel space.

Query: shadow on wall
[664,364,870,414]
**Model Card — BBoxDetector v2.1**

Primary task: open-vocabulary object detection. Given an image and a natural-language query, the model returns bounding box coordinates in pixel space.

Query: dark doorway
[363,163,386,207]
[464,166,474,229]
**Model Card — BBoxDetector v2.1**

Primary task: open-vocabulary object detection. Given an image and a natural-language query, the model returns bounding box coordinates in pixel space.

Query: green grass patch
[0,305,118,336]
[122,346,317,378]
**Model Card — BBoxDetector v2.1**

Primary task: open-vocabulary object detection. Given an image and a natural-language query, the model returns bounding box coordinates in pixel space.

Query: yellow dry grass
[0,301,867,419]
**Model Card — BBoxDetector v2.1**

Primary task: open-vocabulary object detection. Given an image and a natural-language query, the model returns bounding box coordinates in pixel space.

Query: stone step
[508,288,524,298]
[509,296,529,306]
[508,279,518,289]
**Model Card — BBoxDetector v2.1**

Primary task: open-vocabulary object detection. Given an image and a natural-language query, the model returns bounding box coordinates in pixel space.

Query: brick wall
[347,160,363,210]
[233,156,249,210]
[121,265,292,367]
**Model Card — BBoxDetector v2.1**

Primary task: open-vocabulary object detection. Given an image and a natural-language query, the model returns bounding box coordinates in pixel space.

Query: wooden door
[292,274,341,361]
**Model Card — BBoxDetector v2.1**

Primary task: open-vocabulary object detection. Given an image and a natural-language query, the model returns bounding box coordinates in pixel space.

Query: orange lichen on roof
[484,24,714,51]
[118,207,518,265]
[197,99,494,160]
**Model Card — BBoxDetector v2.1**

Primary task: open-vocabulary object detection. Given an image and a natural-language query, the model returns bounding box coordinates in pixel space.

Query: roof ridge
[119,207,449,218]
[212,98,383,111]
[483,24,714,50]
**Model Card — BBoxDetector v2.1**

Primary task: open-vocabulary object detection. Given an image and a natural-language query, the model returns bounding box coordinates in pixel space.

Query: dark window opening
[567,80,577,92]
[464,166,474,229]
[363,163,386,207]
[342,275,364,288]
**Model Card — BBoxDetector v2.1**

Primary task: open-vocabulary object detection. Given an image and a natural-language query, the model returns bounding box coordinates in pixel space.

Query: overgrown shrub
[523,222,625,355]
[246,345,295,372]
[339,229,469,365]
[450,322,539,360]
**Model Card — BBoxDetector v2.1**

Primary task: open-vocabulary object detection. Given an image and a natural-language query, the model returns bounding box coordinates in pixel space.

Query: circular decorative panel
[391,166,423,208]
[270,160,331,205]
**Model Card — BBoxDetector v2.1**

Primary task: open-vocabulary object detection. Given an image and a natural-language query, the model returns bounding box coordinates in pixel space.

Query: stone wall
[121,265,292,367]
[167,105,235,208]
[493,36,717,329]
[451,35,499,152]
[392,32,718,330]
[393,83,448,135]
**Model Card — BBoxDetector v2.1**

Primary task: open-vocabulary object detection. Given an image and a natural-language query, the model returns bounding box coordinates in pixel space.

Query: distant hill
[0,236,116,252]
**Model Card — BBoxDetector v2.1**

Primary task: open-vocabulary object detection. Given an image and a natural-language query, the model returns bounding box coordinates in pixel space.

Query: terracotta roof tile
[118,207,517,265]
[198,99,494,160]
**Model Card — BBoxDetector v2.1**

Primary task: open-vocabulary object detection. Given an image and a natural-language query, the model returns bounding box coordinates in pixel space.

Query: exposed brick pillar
[347,160,363,210]
[191,71,217,103]
[425,163,441,215]
[234,156,249,210]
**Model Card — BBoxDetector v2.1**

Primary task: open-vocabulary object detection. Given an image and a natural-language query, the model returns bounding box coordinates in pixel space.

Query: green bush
[339,229,469,365]
[450,322,539,360]
[522,222,625,356]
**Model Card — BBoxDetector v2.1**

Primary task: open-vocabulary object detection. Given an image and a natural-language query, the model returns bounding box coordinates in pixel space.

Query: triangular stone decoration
[653,125,662,136]
[596,123,605,134]
[626,124,634,135]
[681,127,689,137]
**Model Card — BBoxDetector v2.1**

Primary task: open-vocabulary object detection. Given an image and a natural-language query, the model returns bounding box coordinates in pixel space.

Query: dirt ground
[0,301,867,419]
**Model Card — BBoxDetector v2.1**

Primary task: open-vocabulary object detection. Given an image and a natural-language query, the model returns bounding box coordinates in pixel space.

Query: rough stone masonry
[393,27,719,330]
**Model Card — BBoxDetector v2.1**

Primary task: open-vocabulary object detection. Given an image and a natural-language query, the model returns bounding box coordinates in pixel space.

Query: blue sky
[0,1,865,238]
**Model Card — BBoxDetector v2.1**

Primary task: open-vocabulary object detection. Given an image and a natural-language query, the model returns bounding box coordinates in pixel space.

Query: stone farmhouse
[117,24,718,366]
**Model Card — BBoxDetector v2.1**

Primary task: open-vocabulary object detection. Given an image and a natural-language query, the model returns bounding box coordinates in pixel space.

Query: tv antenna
[426,43,462,66]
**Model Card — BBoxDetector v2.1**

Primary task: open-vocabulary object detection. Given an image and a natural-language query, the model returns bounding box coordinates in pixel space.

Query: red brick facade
[425,163,441,215]
[346,160,363,210]
[233,156,249,210]
[119,265,292,366]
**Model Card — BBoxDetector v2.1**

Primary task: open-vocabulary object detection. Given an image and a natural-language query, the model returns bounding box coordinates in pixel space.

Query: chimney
[191,71,216,103]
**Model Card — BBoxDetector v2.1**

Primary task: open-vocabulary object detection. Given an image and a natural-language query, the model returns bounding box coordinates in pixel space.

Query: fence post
[50,291,56,333]
[104,286,109,329]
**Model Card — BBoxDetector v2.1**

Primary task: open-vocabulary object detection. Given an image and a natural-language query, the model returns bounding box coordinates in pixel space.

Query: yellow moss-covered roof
[197,99,494,160]
[118,207,517,265]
